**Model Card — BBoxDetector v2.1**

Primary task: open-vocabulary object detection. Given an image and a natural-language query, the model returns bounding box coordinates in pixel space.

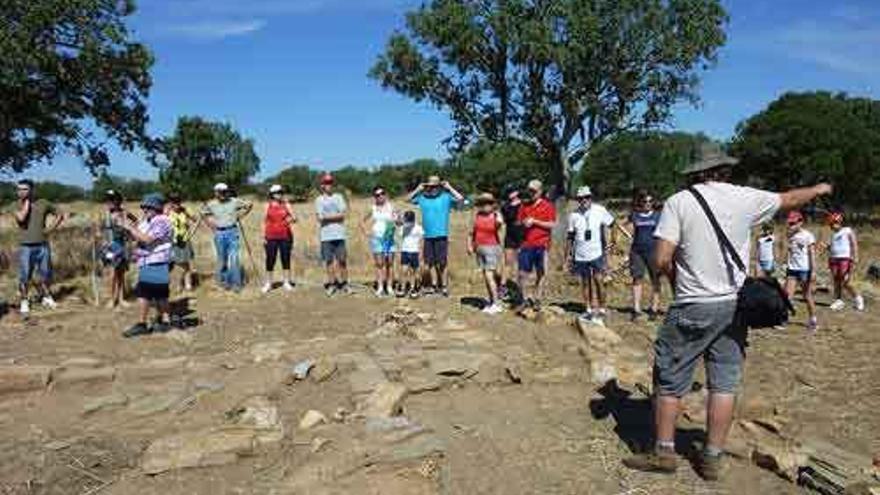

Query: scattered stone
[332,407,349,423]
[52,367,116,389]
[0,365,52,395]
[59,357,103,369]
[359,382,408,418]
[505,364,522,384]
[142,428,258,475]
[44,439,72,451]
[193,380,225,393]
[344,353,388,396]
[82,392,129,415]
[576,318,623,350]
[299,410,327,430]
[228,396,284,447]
[310,437,330,454]
[291,360,314,381]
[429,351,479,379]
[129,391,185,416]
[311,357,338,383]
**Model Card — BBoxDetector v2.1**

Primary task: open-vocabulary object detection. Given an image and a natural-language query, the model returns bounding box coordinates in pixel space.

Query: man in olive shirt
[13,180,66,315]
[201,183,253,291]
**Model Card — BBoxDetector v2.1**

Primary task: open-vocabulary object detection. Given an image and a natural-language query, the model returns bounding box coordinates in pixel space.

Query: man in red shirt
[517,179,557,305]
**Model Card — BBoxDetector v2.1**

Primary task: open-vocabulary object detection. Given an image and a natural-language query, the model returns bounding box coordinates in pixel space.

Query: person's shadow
[589,381,705,457]
[169,297,200,328]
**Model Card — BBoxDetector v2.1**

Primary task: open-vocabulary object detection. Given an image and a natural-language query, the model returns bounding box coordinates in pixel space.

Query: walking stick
[90,236,101,307]
[237,218,261,287]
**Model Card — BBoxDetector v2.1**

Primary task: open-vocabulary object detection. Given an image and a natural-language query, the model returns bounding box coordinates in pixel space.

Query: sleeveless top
[264,201,292,241]
[473,212,500,246]
[102,209,128,244]
[371,203,396,241]
[830,227,853,259]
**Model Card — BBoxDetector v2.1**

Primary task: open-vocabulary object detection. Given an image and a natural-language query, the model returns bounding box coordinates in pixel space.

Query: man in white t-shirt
[623,144,832,481]
[564,186,616,324]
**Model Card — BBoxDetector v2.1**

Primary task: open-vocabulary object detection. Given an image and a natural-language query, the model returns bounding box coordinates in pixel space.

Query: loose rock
[359,382,408,418]
[299,410,328,430]
[52,367,116,389]
[82,392,129,415]
[142,428,258,474]
[0,365,52,395]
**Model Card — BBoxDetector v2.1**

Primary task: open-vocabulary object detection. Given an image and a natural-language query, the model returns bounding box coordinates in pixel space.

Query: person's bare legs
[518,270,531,303]
[650,279,662,313]
[804,279,817,320]
[784,277,796,299]
[655,395,681,445]
[373,255,384,291]
[581,276,592,313]
[483,269,499,304]
[632,279,643,314]
[595,277,606,312]
[534,270,545,302]
[138,297,150,324]
[705,393,736,451]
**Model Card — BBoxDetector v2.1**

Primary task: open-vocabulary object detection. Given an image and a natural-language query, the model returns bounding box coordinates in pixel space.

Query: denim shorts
[573,257,605,279]
[653,300,746,397]
[518,247,546,274]
[401,252,420,269]
[19,243,52,285]
[321,240,347,264]
[787,269,811,283]
[370,237,396,256]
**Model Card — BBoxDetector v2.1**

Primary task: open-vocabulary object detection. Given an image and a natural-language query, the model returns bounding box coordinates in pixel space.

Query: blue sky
[19,0,880,186]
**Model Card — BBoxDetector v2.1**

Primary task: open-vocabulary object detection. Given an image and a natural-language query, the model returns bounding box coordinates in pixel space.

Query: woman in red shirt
[467,193,505,314]
[262,184,297,293]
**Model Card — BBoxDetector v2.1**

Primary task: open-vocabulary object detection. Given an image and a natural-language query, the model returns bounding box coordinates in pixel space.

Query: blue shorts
[787,269,811,283]
[573,257,605,279]
[135,263,170,301]
[759,260,775,274]
[19,243,52,285]
[370,237,396,256]
[518,247,546,274]
[401,252,420,269]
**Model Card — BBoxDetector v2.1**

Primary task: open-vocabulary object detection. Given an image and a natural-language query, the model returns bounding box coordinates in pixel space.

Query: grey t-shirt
[654,182,780,304]
[203,198,248,229]
[315,193,347,242]
[15,199,57,245]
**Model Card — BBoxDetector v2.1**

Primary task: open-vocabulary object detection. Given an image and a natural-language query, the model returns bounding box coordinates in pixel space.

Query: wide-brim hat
[475,192,496,205]
[269,184,283,194]
[681,143,739,175]
[426,175,442,187]
[576,186,592,198]
[214,182,229,192]
[140,193,165,211]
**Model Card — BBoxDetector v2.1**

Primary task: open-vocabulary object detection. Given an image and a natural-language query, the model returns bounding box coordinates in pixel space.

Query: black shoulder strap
[686,186,747,274]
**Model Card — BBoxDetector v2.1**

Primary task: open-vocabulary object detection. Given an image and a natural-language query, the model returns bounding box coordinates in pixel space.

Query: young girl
[167,193,196,292]
[785,211,818,331]
[467,193,505,315]
[97,190,136,309]
[827,211,865,312]
[754,223,777,278]
[262,184,296,293]
[399,211,424,298]
[122,193,174,338]
[364,186,397,297]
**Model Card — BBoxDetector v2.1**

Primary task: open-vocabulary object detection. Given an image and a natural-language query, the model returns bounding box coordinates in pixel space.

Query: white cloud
[165,19,268,40]
[775,19,880,76]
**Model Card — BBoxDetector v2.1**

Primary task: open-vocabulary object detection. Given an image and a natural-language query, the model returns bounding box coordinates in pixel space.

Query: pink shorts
[829,258,853,279]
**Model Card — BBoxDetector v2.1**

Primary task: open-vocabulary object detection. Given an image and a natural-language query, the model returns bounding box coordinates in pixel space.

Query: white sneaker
[282,281,294,292]
[830,299,845,312]
[855,296,866,312]
[807,317,819,333]
[20,300,29,315]
[261,282,272,294]
[483,303,503,315]
[579,311,594,322]
[41,296,57,309]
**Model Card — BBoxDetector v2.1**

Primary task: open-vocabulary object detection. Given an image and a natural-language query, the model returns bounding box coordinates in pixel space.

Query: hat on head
[214,182,229,192]
[104,189,121,201]
[681,143,739,175]
[140,193,165,211]
[269,184,283,194]
[320,173,335,185]
[787,211,804,224]
[475,192,496,205]
[827,211,844,225]
[426,175,442,187]
[576,186,592,198]
[527,179,543,191]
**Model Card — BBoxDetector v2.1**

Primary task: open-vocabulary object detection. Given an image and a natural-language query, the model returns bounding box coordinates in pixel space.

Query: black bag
[688,187,794,329]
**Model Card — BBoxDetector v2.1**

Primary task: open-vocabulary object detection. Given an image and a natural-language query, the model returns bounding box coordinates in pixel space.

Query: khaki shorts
[476,245,502,271]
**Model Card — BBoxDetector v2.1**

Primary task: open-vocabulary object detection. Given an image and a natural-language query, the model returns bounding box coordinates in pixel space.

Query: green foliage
[370,0,728,191]
[266,165,317,202]
[0,181,86,205]
[731,92,880,208]
[450,140,549,195]
[154,116,261,200]
[91,171,159,202]
[0,0,154,172]
[580,131,711,199]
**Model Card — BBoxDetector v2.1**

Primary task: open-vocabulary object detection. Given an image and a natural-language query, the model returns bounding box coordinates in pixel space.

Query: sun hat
[576,186,592,198]
[681,143,739,175]
[140,193,165,211]
[104,189,121,201]
[320,173,335,185]
[426,176,442,187]
[269,184,283,194]
[475,192,496,205]
[787,211,804,224]
[214,182,229,192]
[527,179,543,191]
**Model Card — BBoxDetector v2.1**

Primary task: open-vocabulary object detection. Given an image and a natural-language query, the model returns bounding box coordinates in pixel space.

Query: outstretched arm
[779,184,832,211]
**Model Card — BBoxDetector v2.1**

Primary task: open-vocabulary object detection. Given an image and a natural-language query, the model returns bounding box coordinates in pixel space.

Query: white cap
[576,186,592,198]
[527,179,543,191]
[269,184,283,194]
[214,182,229,192]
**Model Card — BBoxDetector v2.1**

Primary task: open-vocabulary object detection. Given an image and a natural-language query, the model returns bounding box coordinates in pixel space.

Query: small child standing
[785,211,818,331]
[754,223,776,278]
[467,193,505,315]
[399,211,424,299]
[827,211,865,312]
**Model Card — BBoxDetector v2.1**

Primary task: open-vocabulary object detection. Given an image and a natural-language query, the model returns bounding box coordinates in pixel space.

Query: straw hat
[475,192,496,205]
[426,175,442,187]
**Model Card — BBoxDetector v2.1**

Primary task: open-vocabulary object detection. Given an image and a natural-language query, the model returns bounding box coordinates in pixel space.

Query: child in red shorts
[826,211,865,312]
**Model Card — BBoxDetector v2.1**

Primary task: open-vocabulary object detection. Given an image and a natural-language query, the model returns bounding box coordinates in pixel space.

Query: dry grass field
[0,195,877,494]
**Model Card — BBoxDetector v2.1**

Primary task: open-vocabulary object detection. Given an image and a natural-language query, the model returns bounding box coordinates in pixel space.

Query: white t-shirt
[400,223,424,253]
[370,203,396,239]
[757,235,775,264]
[787,229,816,271]
[654,182,780,304]
[829,227,853,259]
[568,204,615,262]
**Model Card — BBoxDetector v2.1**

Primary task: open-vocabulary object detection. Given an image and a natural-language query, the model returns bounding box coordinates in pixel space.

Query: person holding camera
[565,186,616,326]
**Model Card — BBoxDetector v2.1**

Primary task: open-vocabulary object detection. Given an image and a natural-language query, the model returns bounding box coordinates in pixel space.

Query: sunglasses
[374,191,385,197]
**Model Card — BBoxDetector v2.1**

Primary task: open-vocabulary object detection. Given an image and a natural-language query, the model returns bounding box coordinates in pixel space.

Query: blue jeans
[19,243,52,286]
[214,228,242,289]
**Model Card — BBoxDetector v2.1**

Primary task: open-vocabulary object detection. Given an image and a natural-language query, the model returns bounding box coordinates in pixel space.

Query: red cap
[787,211,804,224]
[320,173,335,185]
[827,211,844,225]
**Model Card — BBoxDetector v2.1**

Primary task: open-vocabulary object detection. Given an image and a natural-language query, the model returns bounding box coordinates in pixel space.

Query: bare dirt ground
[0,200,878,494]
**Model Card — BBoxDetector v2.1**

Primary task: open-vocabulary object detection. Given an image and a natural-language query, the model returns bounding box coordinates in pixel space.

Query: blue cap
[140,193,165,211]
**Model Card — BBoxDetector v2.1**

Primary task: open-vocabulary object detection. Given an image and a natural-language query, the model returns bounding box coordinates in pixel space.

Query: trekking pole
[237,218,262,287]
[90,234,101,307]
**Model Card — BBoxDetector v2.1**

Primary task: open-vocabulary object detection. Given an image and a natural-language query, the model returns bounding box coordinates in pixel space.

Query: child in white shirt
[826,211,865,312]
[399,211,424,298]
[784,211,817,331]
